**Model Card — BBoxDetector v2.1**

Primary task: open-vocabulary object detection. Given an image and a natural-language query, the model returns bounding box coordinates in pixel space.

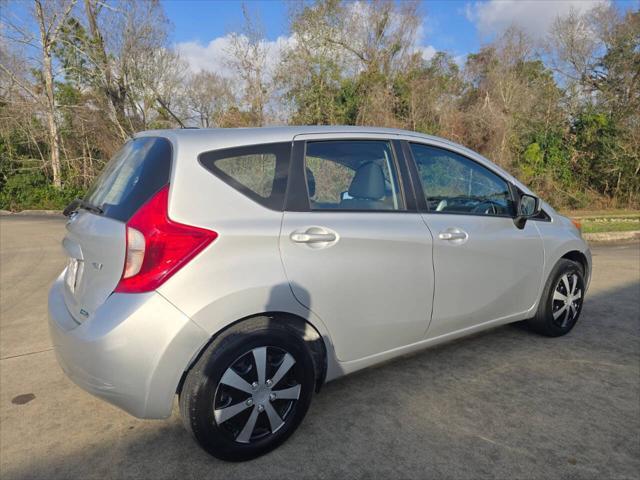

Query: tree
[460,28,566,174]
[226,5,270,126]
[185,71,235,128]
[280,0,422,127]
[80,0,124,137]
[0,0,77,187]
[277,0,347,124]
[56,0,174,135]
[547,6,639,205]
[1,0,637,210]
[36,0,79,188]
[395,51,465,137]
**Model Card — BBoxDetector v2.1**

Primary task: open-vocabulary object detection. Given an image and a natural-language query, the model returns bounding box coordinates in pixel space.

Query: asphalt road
[1,215,639,480]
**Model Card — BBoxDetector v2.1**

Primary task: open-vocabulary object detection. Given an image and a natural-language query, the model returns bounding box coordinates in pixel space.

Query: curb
[583,231,640,242]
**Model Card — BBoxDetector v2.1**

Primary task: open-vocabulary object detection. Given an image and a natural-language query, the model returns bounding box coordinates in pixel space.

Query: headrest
[348,162,385,200]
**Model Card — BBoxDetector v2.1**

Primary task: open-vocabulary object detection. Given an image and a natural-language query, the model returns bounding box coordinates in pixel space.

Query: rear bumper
[48,273,209,418]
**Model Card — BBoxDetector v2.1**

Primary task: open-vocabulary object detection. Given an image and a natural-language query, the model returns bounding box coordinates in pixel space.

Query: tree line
[1,0,638,210]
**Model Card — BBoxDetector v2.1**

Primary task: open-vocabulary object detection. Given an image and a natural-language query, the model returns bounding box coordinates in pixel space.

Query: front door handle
[290,227,338,245]
[438,228,468,242]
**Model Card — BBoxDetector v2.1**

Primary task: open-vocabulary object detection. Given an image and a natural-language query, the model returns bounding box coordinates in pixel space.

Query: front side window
[199,142,290,210]
[305,140,403,211]
[410,143,514,217]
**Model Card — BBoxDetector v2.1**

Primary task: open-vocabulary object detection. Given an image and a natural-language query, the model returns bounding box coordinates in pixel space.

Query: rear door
[62,136,172,322]
[405,142,544,338]
[279,136,434,362]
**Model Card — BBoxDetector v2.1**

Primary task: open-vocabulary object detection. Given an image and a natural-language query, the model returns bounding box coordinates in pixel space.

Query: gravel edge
[583,231,640,242]
[0,209,63,216]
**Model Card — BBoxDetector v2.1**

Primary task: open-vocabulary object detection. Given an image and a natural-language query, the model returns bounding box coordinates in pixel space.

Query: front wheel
[527,259,585,337]
[179,318,316,461]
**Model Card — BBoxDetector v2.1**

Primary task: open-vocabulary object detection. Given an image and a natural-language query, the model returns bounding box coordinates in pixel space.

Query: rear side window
[304,140,404,211]
[199,142,291,210]
[84,137,172,222]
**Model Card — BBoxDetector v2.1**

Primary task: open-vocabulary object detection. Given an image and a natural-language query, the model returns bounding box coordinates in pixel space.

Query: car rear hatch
[61,136,173,323]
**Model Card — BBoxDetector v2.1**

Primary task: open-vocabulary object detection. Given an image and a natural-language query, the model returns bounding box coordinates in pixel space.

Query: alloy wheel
[213,346,302,444]
[551,272,583,329]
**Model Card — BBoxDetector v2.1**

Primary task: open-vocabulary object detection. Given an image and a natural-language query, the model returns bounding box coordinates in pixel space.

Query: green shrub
[0,172,85,211]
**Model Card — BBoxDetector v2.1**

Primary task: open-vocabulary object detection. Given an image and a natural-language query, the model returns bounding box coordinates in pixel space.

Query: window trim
[284,137,416,213]
[198,142,291,211]
[404,140,518,219]
[392,139,419,211]
[531,208,552,222]
[400,140,428,212]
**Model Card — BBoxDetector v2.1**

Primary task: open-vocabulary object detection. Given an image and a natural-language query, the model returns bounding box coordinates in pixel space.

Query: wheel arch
[177,312,328,396]
[560,250,590,283]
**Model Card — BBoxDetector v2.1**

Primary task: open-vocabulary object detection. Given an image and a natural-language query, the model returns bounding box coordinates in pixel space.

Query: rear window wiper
[63,199,104,217]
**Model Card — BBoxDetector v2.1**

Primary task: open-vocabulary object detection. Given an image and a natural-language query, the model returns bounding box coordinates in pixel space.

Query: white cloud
[176,37,234,76]
[178,32,438,76]
[454,54,467,67]
[414,19,438,61]
[419,45,437,61]
[465,0,609,38]
[175,34,295,77]
[332,2,438,68]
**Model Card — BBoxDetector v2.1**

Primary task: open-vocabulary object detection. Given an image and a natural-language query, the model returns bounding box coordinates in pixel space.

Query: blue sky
[162,0,478,57]
[5,0,638,73]
[164,0,639,70]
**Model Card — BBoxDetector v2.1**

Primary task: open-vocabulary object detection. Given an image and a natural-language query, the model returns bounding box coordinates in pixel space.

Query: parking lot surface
[1,215,639,479]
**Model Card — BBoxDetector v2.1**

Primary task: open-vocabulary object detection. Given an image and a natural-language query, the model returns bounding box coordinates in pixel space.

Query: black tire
[179,317,315,461]
[527,259,585,337]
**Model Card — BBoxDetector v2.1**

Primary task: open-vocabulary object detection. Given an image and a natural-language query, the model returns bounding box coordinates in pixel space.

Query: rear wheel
[528,259,585,337]
[179,318,315,461]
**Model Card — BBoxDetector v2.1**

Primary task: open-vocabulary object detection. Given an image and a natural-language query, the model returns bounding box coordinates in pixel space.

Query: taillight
[115,185,218,293]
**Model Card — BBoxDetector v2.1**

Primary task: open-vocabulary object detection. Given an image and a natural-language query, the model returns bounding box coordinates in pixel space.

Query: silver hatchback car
[49,126,591,461]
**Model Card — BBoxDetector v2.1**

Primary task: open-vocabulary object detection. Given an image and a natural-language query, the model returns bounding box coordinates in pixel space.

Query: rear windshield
[84,137,172,222]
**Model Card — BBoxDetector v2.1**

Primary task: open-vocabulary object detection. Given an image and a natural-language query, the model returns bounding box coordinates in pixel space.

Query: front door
[279,138,434,362]
[407,142,544,338]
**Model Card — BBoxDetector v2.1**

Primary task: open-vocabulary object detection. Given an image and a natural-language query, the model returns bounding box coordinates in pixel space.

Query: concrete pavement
[1,215,639,479]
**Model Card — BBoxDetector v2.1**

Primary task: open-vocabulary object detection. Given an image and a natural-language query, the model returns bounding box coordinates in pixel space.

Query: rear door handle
[290,227,338,245]
[438,228,468,242]
[290,232,337,243]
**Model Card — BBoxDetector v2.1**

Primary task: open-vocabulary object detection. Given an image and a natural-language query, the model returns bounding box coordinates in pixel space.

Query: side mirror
[513,193,540,229]
[518,194,540,217]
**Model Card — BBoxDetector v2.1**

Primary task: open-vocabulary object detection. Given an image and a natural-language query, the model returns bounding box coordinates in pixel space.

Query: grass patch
[561,209,640,219]
[581,219,640,234]
[559,209,640,233]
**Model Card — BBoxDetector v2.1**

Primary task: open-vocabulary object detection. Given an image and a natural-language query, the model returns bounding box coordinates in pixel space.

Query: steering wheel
[472,201,501,215]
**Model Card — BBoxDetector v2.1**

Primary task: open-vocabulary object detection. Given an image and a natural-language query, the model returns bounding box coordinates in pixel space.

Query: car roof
[135,125,458,149]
